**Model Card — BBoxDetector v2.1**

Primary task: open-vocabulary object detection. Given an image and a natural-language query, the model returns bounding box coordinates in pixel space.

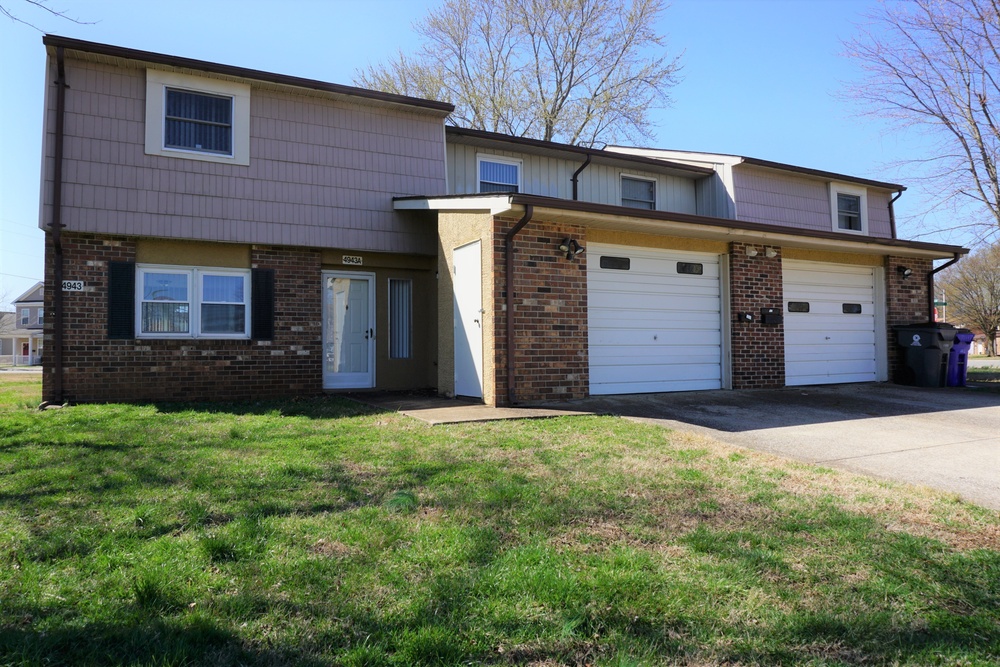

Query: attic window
[478,155,521,193]
[830,183,868,235]
[621,176,656,210]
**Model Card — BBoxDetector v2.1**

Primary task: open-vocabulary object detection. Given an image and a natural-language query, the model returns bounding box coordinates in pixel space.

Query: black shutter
[108,261,136,339]
[251,268,275,340]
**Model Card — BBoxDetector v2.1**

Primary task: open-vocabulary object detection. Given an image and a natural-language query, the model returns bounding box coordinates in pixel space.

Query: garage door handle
[825,336,831,340]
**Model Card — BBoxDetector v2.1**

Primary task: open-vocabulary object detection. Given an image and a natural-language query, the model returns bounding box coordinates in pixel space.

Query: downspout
[888,190,903,239]
[504,205,533,406]
[927,253,961,323]
[570,154,591,201]
[49,46,68,404]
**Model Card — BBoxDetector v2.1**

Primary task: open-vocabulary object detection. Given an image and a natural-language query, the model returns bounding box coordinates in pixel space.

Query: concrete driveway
[540,383,1000,511]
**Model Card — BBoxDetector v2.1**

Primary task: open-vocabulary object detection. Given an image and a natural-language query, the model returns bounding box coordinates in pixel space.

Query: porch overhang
[393,193,968,260]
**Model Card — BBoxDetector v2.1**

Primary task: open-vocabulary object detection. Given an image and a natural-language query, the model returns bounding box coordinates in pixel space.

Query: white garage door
[783,260,883,386]
[588,244,723,395]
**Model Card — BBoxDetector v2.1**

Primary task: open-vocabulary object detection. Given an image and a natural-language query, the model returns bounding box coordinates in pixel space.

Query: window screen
[621,177,656,210]
[389,279,413,359]
[165,89,233,155]
[479,160,519,193]
[837,193,862,231]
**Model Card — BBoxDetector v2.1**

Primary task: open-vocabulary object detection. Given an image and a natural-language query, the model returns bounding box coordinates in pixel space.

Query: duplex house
[39,36,966,406]
[1,282,44,366]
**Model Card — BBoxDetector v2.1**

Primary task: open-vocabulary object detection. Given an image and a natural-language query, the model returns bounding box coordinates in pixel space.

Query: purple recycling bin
[946,331,975,387]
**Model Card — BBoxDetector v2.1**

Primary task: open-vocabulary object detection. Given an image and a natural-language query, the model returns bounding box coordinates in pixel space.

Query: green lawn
[1,376,998,666]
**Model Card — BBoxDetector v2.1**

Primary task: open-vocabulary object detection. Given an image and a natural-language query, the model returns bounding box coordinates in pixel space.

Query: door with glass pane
[322,272,375,389]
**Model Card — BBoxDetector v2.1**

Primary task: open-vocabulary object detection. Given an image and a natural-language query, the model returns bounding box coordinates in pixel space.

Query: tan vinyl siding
[42,57,447,255]
[446,143,697,214]
[733,166,893,239]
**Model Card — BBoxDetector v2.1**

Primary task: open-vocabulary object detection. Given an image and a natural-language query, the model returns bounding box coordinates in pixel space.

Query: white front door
[453,241,483,398]
[323,271,375,389]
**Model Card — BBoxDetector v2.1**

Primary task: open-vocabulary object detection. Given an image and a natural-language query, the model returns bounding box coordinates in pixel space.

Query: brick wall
[43,233,323,403]
[492,217,589,405]
[729,242,785,389]
[885,255,933,382]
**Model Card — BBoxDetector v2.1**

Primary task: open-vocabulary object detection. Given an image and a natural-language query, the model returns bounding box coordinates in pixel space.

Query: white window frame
[476,154,522,193]
[19,308,29,326]
[620,174,658,210]
[830,183,868,235]
[36,308,43,325]
[145,70,251,166]
[136,264,251,339]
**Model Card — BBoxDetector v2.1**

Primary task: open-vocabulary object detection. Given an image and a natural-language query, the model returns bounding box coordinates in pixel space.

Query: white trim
[393,195,515,216]
[620,173,657,210]
[322,271,377,390]
[874,266,888,381]
[145,69,250,166]
[719,254,732,390]
[135,264,251,339]
[830,182,868,235]
[476,154,522,193]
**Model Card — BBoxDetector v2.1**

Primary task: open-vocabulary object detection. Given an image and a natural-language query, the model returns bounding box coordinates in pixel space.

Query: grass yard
[967,366,1000,385]
[1,376,999,666]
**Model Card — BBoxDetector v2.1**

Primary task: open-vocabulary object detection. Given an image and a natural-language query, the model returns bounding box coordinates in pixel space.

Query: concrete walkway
[538,383,1000,511]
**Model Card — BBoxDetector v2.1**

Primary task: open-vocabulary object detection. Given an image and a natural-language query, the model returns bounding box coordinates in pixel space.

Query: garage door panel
[784,260,879,387]
[589,244,723,396]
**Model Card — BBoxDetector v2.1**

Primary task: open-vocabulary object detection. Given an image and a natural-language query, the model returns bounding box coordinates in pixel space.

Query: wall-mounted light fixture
[765,247,778,258]
[896,265,913,279]
[558,237,585,260]
[745,246,759,257]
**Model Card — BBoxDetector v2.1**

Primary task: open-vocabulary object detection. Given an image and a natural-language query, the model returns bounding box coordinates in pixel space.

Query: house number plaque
[342,255,363,266]
[62,280,84,291]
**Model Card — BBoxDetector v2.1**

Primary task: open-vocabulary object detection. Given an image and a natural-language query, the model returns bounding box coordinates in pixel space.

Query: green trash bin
[894,323,958,387]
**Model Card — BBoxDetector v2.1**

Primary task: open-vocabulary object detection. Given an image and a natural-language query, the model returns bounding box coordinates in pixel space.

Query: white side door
[323,271,375,389]
[453,241,484,398]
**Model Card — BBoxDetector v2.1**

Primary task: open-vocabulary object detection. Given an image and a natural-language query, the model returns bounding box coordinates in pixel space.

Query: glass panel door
[322,272,375,389]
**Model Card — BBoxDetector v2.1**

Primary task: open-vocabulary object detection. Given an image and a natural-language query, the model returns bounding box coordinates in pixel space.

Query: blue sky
[0,0,959,309]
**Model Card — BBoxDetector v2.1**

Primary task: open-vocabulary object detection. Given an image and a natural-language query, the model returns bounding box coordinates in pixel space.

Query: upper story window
[137,265,250,339]
[145,70,251,166]
[19,309,29,326]
[621,175,657,210]
[477,155,521,193]
[830,183,868,235]
[165,89,233,155]
[36,309,43,325]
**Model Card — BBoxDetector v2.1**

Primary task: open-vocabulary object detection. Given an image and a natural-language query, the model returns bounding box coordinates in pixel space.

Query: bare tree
[846,0,1000,242]
[355,0,681,146]
[939,243,1000,354]
[0,0,93,31]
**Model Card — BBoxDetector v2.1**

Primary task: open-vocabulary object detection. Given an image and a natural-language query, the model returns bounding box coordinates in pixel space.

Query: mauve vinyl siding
[732,167,892,239]
[42,57,447,254]
[446,142,697,214]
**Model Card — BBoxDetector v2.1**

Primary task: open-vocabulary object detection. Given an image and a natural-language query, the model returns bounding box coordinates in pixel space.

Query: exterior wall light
[558,237,584,260]
[765,247,778,258]
[745,246,759,257]
[897,265,913,279]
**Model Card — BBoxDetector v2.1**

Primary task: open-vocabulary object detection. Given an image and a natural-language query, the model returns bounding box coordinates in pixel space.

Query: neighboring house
[1,282,44,366]
[39,36,968,406]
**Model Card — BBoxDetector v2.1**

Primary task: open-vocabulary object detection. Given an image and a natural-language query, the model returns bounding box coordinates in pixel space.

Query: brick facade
[43,233,323,403]
[492,217,589,406]
[885,255,933,382]
[729,242,785,389]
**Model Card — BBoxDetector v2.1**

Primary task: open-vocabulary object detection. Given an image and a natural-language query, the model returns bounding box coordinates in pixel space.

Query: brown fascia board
[42,35,455,116]
[395,192,965,256]
[445,126,716,178]
[739,157,905,192]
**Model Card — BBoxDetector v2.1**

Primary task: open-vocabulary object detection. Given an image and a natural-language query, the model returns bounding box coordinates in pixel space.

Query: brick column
[729,242,785,389]
[885,256,932,382]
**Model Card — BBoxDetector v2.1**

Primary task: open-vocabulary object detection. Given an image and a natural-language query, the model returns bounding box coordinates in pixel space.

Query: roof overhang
[394,193,966,260]
[43,35,454,117]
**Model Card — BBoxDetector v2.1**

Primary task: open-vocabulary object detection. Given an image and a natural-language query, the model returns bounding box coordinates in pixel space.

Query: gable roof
[43,35,455,116]
[13,281,43,304]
